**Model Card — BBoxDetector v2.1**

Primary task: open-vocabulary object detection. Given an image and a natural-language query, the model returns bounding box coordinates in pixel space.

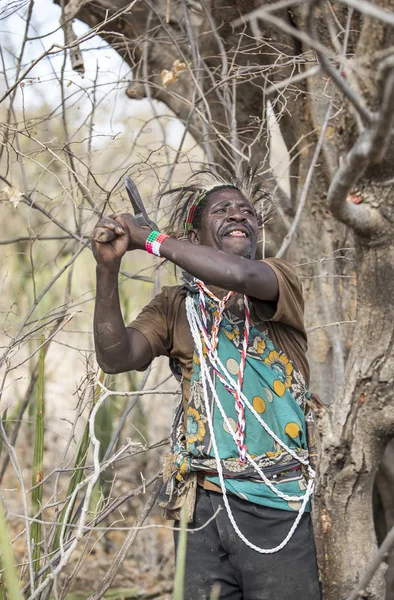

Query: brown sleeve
[253,258,306,335]
[127,287,172,358]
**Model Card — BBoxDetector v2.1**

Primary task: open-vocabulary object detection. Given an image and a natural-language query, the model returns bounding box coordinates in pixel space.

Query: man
[92,174,321,600]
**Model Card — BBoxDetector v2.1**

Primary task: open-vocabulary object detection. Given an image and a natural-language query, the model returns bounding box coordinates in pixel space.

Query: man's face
[189,188,259,259]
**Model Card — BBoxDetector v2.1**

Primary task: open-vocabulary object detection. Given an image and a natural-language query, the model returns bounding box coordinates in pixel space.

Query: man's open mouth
[224,228,249,238]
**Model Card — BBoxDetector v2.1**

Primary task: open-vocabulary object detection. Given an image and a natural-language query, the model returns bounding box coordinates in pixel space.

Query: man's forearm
[159,238,278,301]
[94,263,131,373]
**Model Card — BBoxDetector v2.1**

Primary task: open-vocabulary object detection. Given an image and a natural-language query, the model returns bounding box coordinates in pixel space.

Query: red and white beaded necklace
[195,279,251,463]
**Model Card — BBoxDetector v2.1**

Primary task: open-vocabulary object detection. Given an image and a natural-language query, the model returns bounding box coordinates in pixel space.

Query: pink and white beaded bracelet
[145,230,170,257]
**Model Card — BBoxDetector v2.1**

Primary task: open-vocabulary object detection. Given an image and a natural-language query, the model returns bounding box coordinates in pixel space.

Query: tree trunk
[374,442,394,598]
[315,233,394,598]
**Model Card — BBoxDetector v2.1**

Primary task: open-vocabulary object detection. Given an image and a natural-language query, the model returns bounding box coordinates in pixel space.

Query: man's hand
[92,213,150,266]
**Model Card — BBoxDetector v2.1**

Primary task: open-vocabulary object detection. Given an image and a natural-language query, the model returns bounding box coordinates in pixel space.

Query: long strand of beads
[195,279,249,462]
[186,295,314,554]
[189,296,315,478]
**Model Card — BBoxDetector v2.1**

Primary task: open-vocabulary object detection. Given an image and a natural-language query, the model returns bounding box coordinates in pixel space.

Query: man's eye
[214,208,226,213]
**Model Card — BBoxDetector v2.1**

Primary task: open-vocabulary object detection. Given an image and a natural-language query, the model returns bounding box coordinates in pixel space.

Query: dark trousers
[174,487,322,600]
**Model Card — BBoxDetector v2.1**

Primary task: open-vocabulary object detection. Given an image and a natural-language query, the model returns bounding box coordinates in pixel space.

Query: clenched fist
[92,213,150,266]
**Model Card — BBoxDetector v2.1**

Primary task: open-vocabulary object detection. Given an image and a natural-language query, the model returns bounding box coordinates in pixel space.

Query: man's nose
[228,208,246,221]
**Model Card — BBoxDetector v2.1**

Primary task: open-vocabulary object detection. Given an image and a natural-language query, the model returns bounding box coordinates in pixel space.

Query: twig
[0,420,35,593]
[180,0,214,164]
[0,235,87,245]
[0,0,35,167]
[199,0,240,170]
[102,367,152,462]
[13,506,223,534]
[0,312,71,484]
[0,175,84,243]
[0,238,89,369]
[276,98,334,257]
[97,388,180,397]
[265,65,321,95]
[86,478,162,600]
[346,522,394,600]
[307,320,356,334]
[58,27,95,212]
[305,0,372,124]
[232,8,343,59]
[21,474,162,593]
[294,248,355,268]
[24,391,131,599]
[8,313,76,371]
[0,0,139,105]
[338,0,394,25]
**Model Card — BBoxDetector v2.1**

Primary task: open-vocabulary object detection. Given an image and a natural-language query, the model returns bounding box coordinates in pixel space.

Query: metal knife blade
[93,176,158,243]
[125,176,158,230]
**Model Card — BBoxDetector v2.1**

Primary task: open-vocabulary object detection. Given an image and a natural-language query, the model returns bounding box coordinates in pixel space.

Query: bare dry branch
[0,0,139,105]
[305,0,372,124]
[346,522,394,600]
[60,0,85,74]
[86,478,162,600]
[306,319,356,334]
[233,6,342,58]
[327,105,394,236]
[276,99,334,257]
[338,0,394,25]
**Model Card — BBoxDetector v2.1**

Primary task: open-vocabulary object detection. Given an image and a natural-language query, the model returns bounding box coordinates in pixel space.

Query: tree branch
[305,0,372,124]
[276,98,333,257]
[0,0,138,105]
[87,478,162,600]
[60,0,85,74]
[346,521,394,600]
[233,6,343,59]
[328,56,394,236]
[338,0,394,25]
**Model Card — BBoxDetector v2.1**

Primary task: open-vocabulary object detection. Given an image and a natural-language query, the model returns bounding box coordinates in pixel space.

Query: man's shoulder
[261,257,302,293]
[251,257,305,334]
[159,283,186,301]
[148,284,187,314]
[261,257,297,276]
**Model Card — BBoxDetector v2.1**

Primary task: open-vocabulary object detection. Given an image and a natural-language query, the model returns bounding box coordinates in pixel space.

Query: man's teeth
[228,230,246,237]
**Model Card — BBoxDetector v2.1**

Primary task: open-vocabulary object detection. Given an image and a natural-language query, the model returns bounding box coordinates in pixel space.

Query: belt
[199,463,302,482]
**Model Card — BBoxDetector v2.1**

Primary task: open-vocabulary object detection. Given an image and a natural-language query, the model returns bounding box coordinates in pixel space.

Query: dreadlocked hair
[165,167,276,239]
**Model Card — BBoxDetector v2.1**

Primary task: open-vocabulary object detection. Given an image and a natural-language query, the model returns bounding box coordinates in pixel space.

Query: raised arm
[92,216,152,374]
[93,191,279,374]
[106,206,279,302]
[159,238,278,301]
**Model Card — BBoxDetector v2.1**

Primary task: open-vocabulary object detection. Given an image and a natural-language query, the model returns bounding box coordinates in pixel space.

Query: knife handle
[93,214,154,244]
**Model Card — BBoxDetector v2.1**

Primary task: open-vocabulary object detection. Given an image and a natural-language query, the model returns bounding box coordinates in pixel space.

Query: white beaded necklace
[186,292,315,553]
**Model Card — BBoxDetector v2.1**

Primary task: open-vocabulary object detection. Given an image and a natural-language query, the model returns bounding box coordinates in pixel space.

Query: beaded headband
[183,184,237,233]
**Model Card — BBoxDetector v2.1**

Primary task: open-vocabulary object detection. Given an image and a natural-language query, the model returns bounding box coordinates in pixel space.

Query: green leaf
[31,334,45,576]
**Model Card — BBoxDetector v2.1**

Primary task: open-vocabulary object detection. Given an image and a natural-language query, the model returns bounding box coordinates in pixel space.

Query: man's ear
[188,229,200,244]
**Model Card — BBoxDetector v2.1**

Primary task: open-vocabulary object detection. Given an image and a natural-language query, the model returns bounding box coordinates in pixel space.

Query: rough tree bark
[308,0,394,595]
[62,1,394,597]
[316,235,394,599]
